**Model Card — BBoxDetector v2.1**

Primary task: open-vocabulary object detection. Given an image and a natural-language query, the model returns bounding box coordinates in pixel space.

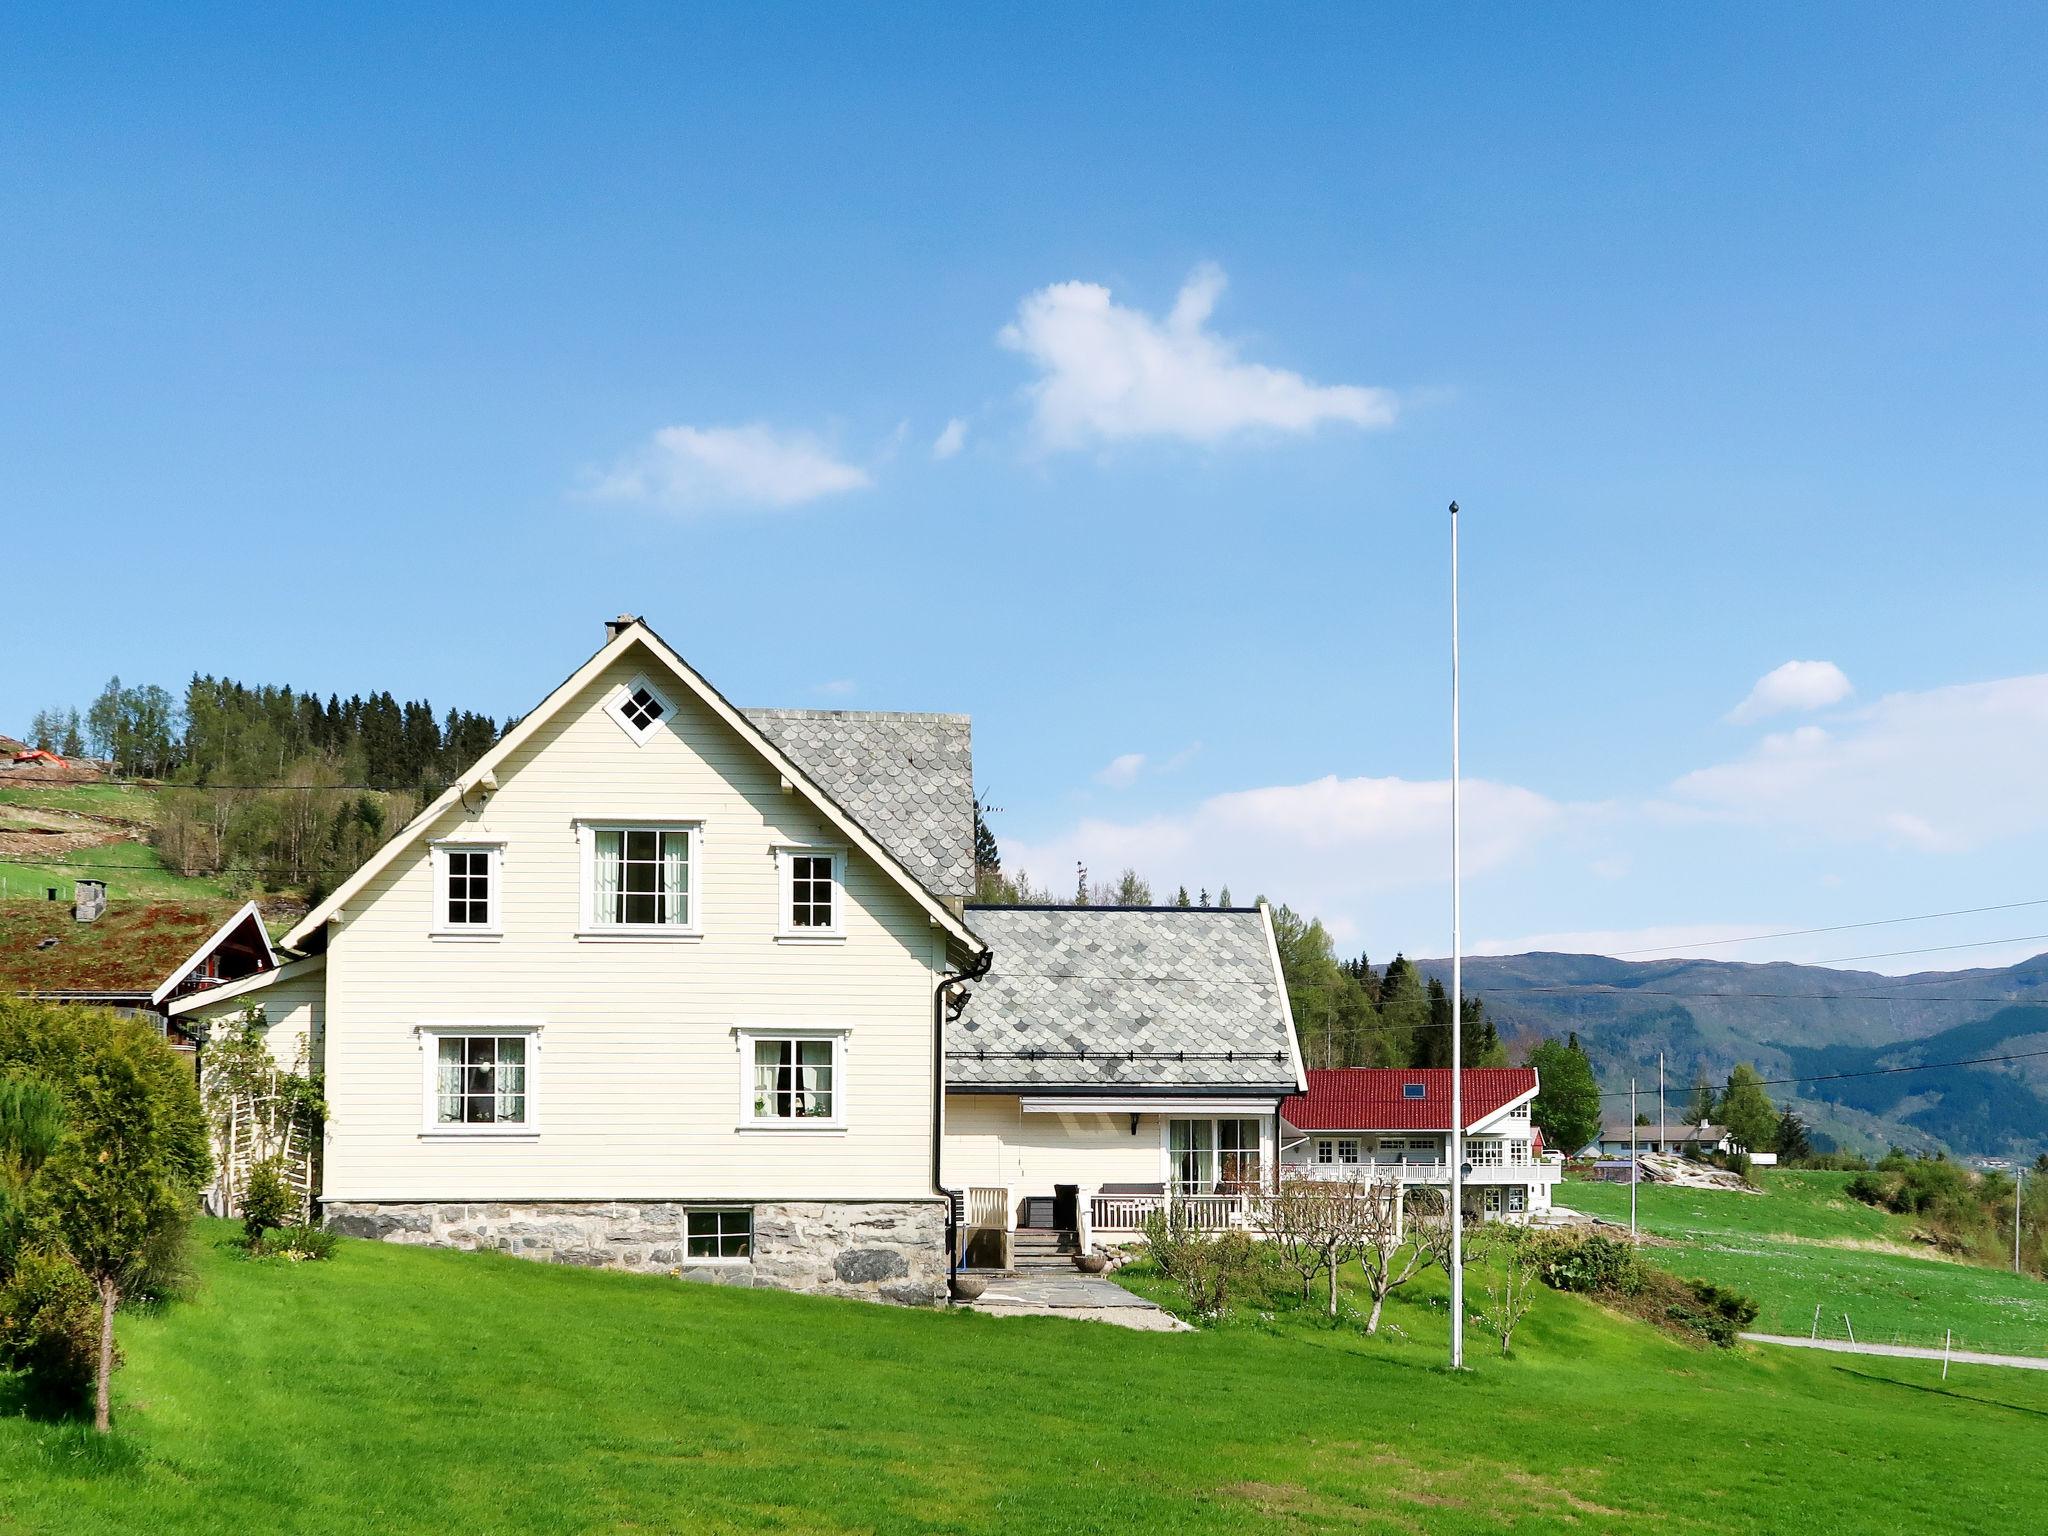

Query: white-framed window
[1315,1136,1361,1167]
[1506,1186,1527,1214]
[686,1208,753,1261]
[419,1025,540,1135]
[606,674,676,745]
[739,1028,846,1129]
[1169,1118,1264,1193]
[774,846,843,939]
[430,842,502,936]
[577,821,700,935]
[1468,1138,1505,1167]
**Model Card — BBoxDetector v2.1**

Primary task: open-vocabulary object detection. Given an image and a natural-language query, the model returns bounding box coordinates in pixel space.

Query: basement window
[686,1208,753,1261]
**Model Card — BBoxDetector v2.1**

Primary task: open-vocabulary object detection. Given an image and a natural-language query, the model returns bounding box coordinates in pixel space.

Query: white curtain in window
[496,1037,525,1122]
[436,1038,463,1123]
[754,1040,782,1117]
[662,831,689,923]
[796,1039,832,1116]
[593,830,622,924]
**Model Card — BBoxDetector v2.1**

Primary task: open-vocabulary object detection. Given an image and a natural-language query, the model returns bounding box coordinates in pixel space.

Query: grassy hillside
[0,776,244,906]
[1555,1170,2048,1355]
[3,1221,2045,1534]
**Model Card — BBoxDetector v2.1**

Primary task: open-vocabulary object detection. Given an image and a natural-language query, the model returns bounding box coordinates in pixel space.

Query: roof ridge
[966,904,1265,914]
[743,707,971,723]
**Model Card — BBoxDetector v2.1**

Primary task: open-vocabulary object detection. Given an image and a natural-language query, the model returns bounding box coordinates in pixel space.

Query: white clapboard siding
[318,652,949,1203]
[942,1095,1170,1192]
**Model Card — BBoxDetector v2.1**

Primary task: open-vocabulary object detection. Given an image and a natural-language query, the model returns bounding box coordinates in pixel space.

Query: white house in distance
[160,615,1303,1302]
[1278,1067,1562,1222]
[1579,1118,1751,1160]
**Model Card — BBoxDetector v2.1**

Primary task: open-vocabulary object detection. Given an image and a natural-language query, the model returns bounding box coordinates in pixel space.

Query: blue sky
[6,5,2047,971]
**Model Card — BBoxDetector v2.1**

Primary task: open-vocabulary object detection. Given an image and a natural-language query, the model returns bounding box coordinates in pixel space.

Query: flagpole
[1449,499,1465,1371]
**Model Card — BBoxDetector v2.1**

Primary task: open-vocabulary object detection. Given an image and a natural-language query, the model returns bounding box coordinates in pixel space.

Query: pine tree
[1217,885,1233,907]
[1773,1104,1813,1162]
[1174,885,1190,907]
[1073,863,1089,906]
[973,800,1001,877]
[1686,1071,1715,1125]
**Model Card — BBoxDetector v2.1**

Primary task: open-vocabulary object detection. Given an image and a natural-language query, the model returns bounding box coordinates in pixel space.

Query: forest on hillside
[22,675,505,899]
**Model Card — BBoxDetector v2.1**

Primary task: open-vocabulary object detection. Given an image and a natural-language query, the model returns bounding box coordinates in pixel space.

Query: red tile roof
[1280,1067,1538,1131]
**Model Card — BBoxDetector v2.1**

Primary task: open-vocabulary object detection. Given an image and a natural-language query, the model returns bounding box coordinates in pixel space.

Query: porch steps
[1008,1229,1083,1272]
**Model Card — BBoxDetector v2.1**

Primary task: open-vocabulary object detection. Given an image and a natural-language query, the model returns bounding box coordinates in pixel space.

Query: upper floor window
[579,822,699,934]
[1315,1136,1360,1166]
[431,842,502,936]
[775,846,843,938]
[606,674,676,745]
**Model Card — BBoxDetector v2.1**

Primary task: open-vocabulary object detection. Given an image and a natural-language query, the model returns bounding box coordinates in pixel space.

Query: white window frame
[417,1022,542,1139]
[1506,1185,1527,1214]
[773,844,845,941]
[684,1207,754,1264]
[575,820,703,939]
[1468,1138,1506,1168]
[429,840,504,939]
[736,1026,848,1131]
[605,673,677,745]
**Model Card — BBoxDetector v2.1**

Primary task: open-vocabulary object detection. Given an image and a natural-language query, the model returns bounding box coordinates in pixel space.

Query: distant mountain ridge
[1416,950,2048,1157]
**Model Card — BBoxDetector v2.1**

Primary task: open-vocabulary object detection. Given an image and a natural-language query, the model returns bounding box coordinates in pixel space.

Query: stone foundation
[322,1198,949,1306]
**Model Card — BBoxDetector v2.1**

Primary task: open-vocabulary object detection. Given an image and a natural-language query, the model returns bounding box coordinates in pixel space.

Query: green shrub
[256,1224,336,1262]
[1654,1275,1760,1348]
[0,1244,100,1410]
[1139,1205,1265,1318]
[241,1159,294,1246]
[1525,1231,1642,1295]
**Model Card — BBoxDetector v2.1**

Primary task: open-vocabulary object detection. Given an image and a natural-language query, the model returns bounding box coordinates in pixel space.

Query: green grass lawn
[0,782,158,820]
[0,838,243,905]
[2,1222,2045,1535]
[1555,1170,2048,1356]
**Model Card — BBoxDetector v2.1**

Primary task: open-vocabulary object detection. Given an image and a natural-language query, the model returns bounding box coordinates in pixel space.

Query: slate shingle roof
[949,906,1301,1093]
[744,709,975,900]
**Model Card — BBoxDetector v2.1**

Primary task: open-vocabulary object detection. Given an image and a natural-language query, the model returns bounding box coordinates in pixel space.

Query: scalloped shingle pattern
[743,708,975,900]
[949,906,1298,1091]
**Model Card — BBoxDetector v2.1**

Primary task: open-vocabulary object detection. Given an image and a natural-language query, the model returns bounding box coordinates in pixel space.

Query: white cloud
[998,263,1397,449]
[585,423,871,511]
[932,418,968,460]
[1005,772,1562,929]
[1675,673,2048,854]
[1727,660,1853,724]
[1096,752,1147,788]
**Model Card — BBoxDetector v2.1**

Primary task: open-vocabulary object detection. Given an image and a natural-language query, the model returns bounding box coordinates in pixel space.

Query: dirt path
[1744,1332,2048,1371]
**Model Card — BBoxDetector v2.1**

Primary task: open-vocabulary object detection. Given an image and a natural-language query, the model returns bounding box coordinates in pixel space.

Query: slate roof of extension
[744,709,975,900]
[948,906,1302,1093]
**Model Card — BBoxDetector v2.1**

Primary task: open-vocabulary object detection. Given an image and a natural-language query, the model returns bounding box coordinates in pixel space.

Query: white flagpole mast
[1449,499,1465,1371]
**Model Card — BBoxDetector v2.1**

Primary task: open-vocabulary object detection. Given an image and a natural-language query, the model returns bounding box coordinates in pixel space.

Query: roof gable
[1281,1067,1538,1131]
[150,899,277,1005]
[949,904,1306,1093]
[283,620,983,953]
[744,709,973,899]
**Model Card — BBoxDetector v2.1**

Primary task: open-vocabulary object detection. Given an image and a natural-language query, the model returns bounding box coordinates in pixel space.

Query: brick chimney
[605,613,640,641]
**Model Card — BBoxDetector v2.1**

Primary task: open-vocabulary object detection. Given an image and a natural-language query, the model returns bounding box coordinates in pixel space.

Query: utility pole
[1448,499,1465,1371]
[1658,1051,1666,1153]
[2018,1167,2026,1275]
[1630,1079,1639,1241]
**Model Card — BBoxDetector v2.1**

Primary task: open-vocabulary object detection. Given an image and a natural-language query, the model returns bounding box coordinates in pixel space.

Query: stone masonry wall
[323,1199,949,1306]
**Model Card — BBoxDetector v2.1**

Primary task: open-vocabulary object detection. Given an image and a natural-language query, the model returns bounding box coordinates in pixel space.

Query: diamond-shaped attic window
[608,675,675,743]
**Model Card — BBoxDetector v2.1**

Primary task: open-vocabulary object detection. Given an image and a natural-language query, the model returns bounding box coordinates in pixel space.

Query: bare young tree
[1356,1184,1456,1334]
[1471,1226,1540,1358]
[1252,1172,1352,1303]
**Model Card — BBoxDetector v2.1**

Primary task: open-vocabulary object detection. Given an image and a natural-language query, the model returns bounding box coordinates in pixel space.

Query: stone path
[959,1271,1189,1332]
[1743,1333,2048,1371]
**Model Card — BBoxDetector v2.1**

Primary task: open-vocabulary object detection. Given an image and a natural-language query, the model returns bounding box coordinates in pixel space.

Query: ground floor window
[1506,1185,1526,1214]
[1170,1117,1262,1193]
[433,1034,528,1127]
[687,1208,753,1260]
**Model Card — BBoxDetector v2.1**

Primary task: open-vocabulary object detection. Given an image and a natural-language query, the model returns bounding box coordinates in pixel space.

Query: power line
[1605,898,2048,956]
[0,774,445,791]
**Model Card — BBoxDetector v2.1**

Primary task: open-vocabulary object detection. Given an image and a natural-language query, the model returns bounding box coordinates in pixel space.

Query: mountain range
[1417,950,2048,1158]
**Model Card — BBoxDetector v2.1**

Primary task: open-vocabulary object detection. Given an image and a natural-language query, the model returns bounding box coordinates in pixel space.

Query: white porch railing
[1088,1190,1249,1234]
[962,1185,1014,1270]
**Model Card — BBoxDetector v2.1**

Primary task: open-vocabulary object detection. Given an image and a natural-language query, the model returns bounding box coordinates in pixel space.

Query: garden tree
[1269,904,1351,1068]
[1686,1071,1716,1125]
[0,998,209,1432]
[1470,1225,1540,1358]
[1773,1105,1814,1162]
[1717,1063,1778,1154]
[1251,1172,1356,1304]
[0,1078,65,1262]
[1527,1035,1602,1155]
[1356,1183,1455,1332]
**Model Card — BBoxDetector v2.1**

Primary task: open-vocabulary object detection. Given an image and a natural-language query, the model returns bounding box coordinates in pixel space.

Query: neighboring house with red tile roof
[1278,1067,1561,1222]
